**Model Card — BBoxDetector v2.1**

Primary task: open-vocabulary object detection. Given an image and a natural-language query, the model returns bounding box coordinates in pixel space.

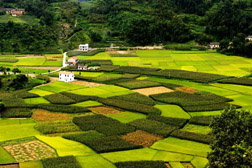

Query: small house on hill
[0,8,25,16]
[59,71,74,82]
[209,42,220,49]
[245,36,252,41]
[79,44,89,51]
[67,56,79,65]
[78,64,88,70]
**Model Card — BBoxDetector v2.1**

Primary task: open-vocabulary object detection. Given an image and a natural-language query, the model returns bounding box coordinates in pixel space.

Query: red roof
[72,56,78,60]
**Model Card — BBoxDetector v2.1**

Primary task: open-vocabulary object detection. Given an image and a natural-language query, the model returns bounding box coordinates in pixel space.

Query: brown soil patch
[165,163,172,168]
[122,130,163,147]
[32,109,71,121]
[0,164,19,168]
[88,106,121,115]
[3,140,56,162]
[20,67,60,70]
[182,163,194,168]
[174,87,197,94]
[70,80,105,87]
[133,86,174,96]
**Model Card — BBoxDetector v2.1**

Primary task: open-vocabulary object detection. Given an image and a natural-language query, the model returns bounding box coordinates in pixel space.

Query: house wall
[59,74,75,82]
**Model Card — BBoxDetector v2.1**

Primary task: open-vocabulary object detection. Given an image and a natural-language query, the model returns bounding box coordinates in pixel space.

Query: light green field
[191,157,209,168]
[24,97,50,104]
[43,61,62,67]
[19,161,44,168]
[155,104,190,119]
[169,162,185,168]
[106,111,146,123]
[212,83,252,95]
[72,101,102,107]
[15,57,46,66]
[77,155,116,168]
[0,15,39,25]
[29,88,54,96]
[182,124,212,135]
[38,81,84,93]
[0,123,39,141]
[0,146,15,164]
[189,110,222,117]
[36,135,95,157]
[151,137,211,157]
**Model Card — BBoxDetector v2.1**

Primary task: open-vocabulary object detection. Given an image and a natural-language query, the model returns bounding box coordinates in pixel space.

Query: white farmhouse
[59,71,75,82]
[245,36,252,42]
[79,44,89,51]
[209,42,220,49]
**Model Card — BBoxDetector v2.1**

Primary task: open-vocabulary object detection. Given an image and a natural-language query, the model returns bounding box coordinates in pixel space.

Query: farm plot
[72,101,102,107]
[15,57,46,66]
[32,109,71,121]
[88,106,122,115]
[2,139,57,162]
[0,146,15,164]
[133,86,173,96]
[155,104,190,119]
[24,97,50,104]
[37,81,84,93]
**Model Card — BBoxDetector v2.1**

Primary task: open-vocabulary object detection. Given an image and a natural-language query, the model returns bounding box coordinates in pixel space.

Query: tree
[12,68,21,74]
[9,74,28,90]
[208,108,252,167]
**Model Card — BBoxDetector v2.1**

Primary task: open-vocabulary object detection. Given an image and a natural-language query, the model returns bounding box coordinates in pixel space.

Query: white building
[78,64,88,70]
[59,71,75,82]
[245,36,252,42]
[79,44,89,51]
[209,42,220,49]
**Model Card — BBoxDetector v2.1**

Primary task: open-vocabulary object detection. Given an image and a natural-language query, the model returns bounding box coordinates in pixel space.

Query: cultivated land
[0,50,252,168]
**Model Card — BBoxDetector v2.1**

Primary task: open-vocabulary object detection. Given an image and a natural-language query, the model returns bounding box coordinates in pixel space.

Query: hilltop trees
[208,108,252,167]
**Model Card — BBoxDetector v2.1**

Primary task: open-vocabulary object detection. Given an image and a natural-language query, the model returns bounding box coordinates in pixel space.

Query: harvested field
[70,80,105,87]
[122,130,163,147]
[174,87,197,94]
[31,109,71,122]
[3,140,56,162]
[133,86,173,96]
[88,106,122,115]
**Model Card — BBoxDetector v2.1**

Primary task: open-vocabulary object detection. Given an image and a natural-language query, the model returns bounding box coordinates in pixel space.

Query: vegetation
[42,156,81,168]
[44,93,76,104]
[115,161,167,168]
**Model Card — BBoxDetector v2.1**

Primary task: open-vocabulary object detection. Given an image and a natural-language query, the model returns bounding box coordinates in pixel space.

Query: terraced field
[0,50,252,168]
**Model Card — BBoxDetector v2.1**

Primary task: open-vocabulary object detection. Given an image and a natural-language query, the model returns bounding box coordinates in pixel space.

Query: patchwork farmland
[1,50,252,168]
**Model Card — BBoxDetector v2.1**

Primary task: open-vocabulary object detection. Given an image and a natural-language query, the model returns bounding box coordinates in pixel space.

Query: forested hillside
[0,0,251,56]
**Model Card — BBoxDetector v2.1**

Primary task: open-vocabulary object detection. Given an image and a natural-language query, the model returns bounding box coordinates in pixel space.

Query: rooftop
[59,71,74,75]
[210,42,220,45]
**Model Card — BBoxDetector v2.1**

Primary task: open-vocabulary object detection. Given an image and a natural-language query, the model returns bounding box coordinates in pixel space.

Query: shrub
[129,119,178,137]
[189,115,217,126]
[35,120,80,134]
[110,93,155,106]
[171,130,213,144]
[37,104,90,113]
[100,99,161,115]
[44,93,76,105]
[147,114,188,127]
[218,77,252,86]
[42,156,81,168]
[115,161,167,168]
[116,80,161,89]
[62,131,105,144]
[73,115,135,136]
[1,108,33,118]
[84,136,141,153]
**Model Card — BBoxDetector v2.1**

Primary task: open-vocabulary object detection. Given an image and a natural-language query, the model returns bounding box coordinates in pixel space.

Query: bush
[189,115,217,126]
[62,131,105,144]
[147,114,188,127]
[42,156,81,168]
[37,104,90,113]
[110,93,155,106]
[129,119,178,137]
[73,115,135,136]
[35,120,80,134]
[171,130,213,144]
[116,80,161,89]
[218,77,252,86]
[36,75,50,83]
[44,93,76,105]
[1,108,33,118]
[84,136,142,153]
[100,99,161,115]
[115,161,167,168]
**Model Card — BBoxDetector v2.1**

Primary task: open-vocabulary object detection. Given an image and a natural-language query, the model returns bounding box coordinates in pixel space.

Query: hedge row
[62,131,105,144]
[44,93,76,105]
[129,119,178,137]
[83,136,142,153]
[218,77,252,86]
[160,82,181,89]
[99,65,120,72]
[100,99,161,115]
[150,91,231,107]
[115,161,167,168]
[189,115,217,126]
[73,115,135,136]
[3,98,36,108]
[1,108,33,118]
[78,59,112,65]
[183,103,240,112]
[67,49,105,57]
[0,58,18,62]
[35,120,80,134]
[147,114,188,127]
[116,80,161,89]
[110,93,155,106]
[171,130,213,144]
[37,104,91,113]
[114,66,160,74]
[0,90,39,100]
[42,156,81,168]
[110,54,138,57]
